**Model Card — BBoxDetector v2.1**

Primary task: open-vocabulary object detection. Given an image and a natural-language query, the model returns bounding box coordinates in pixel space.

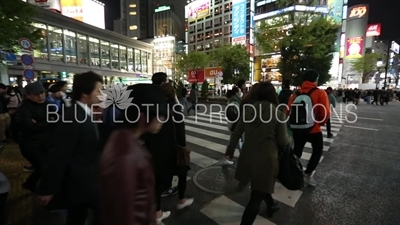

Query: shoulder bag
[172,115,191,166]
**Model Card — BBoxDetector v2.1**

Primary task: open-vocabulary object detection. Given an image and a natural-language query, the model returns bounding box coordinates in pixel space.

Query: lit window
[132,37,138,40]
[129,11,137,15]
[129,25,137,30]
[129,4,136,7]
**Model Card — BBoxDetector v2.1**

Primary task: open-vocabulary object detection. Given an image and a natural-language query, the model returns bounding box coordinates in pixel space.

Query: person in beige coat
[226,82,289,225]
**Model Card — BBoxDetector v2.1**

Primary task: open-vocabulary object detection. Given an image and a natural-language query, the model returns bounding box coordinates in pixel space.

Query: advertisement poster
[29,0,61,12]
[231,0,247,45]
[187,0,210,22]
[327,0,344,24]
[366,23,381,37]
[346,37,364,58]
[61,0,84,21]
[187,70,205,83]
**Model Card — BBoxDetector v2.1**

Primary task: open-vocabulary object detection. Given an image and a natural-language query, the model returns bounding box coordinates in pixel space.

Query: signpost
[19,38,35,81]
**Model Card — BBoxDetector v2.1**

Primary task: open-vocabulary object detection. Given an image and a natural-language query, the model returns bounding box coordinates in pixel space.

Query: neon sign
[348,6,367,18]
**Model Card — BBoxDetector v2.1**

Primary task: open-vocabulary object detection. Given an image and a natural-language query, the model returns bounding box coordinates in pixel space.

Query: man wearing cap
[15,82,52,193]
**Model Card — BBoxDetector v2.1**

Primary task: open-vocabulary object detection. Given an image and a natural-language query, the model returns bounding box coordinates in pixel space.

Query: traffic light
[389,78,392,83]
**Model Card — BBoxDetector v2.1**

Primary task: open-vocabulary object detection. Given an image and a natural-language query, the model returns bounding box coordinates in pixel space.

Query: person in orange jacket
[287,70,330,187]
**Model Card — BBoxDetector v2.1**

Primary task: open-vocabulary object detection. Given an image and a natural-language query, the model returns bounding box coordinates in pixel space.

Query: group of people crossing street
[0,69,396,225]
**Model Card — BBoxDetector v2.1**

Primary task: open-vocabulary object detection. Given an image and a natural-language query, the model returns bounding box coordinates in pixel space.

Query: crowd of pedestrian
[0,69,398,225]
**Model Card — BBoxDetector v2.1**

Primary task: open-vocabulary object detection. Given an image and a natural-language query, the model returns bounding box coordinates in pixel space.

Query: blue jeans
[180,98,188,109]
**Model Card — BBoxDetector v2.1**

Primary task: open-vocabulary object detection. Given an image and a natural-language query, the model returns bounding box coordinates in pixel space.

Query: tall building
[152,5,185,79]
[184,0,255,82]
[253,0,344,86]
[154,5,184,38]
[114,0,186,39]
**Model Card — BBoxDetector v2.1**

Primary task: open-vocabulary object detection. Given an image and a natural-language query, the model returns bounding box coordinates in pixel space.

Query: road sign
[23,69,35,80]
[218,72,223,77]
[5,53,16,61]
[18,38,33,50]
[21,54,34,66]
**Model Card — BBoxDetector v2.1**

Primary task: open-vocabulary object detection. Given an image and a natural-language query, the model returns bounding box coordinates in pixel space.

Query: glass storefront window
[48,26,63,62]
[64,29,77,63]
[101,40,110,68]
[32,23,48,59]
[135,49,141,71]
[141,51,147,73]
[127,48,134,71]
[111,43,119,69]
[120,46,127,71]
[89,37,100,66]
[77,34,89,65]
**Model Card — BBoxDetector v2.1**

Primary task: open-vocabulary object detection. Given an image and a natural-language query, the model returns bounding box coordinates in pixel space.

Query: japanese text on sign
[231,0,246,39]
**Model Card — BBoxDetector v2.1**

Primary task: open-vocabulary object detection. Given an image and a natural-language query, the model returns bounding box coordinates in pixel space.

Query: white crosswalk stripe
[179,108,348,224]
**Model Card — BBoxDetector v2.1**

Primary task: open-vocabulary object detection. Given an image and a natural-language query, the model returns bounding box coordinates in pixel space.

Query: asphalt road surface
[158,101,400,225]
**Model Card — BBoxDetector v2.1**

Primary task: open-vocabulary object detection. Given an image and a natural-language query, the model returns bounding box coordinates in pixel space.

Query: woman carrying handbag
[161,83,194,210]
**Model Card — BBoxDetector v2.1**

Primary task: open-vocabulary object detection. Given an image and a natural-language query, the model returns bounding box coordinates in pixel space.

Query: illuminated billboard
[347,5,368,20]
[232,0,246,45]
[187,0,210,22]
[61,0,84,21]
[29,0,105,29]
[327,0,344,24]
[366,23,381,37]
[29,0,61,12]
[346,37,364,58]
[81,0,105,29]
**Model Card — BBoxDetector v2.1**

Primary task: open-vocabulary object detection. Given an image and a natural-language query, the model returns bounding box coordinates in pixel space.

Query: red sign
[348,5,367,18]
[346,37,364,58]
[366,23,381,37]
[187,70,205,82]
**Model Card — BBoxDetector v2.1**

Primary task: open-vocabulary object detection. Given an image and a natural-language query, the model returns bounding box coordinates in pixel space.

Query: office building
[152,5,185,79]
[253,0,345,86]
[154,5,184,38]
[185,0,255,82]
[115,0,186,40]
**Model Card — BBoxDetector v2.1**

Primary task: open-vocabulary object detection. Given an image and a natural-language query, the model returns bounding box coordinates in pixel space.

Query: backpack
[289,88,318,132]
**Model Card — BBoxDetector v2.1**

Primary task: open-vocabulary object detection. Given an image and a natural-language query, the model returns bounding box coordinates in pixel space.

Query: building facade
[253,2,331,85]
[3,5,153,86]
[154,5,184,38]
[115,0,187,40]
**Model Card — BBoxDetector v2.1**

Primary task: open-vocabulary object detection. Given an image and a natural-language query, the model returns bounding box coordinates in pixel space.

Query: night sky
[100,0,400,40]
[349,0,400,40]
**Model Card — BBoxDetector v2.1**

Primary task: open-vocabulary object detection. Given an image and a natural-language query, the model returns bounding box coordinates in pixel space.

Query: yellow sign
[61,0,83,21]
[348,6,367,18]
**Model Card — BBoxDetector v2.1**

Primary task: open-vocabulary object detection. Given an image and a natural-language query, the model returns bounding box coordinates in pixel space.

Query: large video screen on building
[28,0,105,29]
[186,0,211,22]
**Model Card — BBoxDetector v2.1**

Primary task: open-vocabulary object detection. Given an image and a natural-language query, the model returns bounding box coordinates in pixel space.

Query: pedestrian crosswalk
[179,107,349,224]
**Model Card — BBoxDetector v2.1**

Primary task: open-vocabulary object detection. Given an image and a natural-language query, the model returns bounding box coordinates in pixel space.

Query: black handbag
[277,145,305,190]
[172,116,191,166]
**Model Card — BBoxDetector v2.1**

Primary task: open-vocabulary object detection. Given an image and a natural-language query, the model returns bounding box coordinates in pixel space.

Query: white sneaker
[156,211,171,224]
[222,158,234,166]
[304,174,318,187]
[177,198,194,210]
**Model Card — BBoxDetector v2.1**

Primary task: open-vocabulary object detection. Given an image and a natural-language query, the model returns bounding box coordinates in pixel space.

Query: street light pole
[384,41,391,89]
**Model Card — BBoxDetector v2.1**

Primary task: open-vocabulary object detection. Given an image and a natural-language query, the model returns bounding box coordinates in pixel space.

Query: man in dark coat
[16,82,52,193]
[142,72,176,223]
[36,72,103,225]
